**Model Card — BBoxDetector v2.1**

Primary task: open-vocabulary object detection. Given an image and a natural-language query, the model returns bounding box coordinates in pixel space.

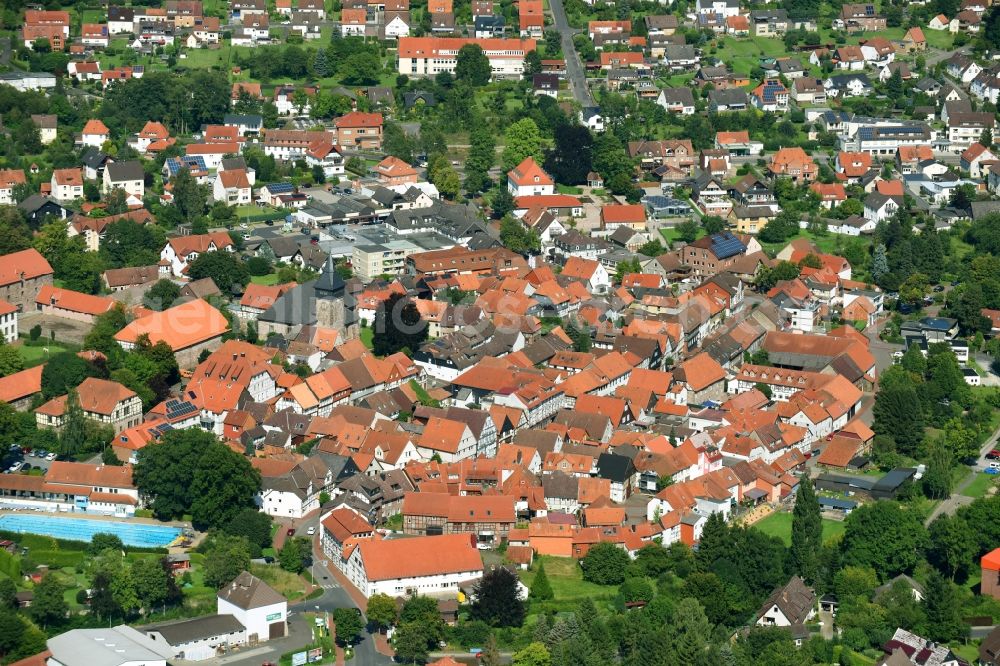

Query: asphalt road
[289,520,394,666]
[547,0,594,107]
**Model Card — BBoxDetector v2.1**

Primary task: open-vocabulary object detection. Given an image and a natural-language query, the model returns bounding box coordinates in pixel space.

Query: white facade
[342,540,484,598]
[0,309,17,344]
[103,171,145,198]
[217,598,286,644]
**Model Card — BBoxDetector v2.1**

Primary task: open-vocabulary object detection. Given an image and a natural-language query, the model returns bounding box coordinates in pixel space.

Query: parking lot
[2,446,59,475]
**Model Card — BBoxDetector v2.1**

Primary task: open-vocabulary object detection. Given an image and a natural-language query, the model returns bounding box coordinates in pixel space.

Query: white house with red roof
[0,301,17,344]
[213,168,253,204]
[160,231,236,276]
[128,120,172,154]
[80,118,110,148]
[0,169,26,206]
[341,533,484,597]
[507,157,554,197]
[961,142,998,178]
[304,138,345,177]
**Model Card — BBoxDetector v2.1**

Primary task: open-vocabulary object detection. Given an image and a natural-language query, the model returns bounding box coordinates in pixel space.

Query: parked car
[45,452,56,461]
[7,462,23,473]
[306,526,315,536]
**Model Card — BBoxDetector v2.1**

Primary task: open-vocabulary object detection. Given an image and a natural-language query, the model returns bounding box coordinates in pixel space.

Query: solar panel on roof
[165,399,198,420]
[166,156,207,175]
[709,232,746,259]
[265,182,294,194]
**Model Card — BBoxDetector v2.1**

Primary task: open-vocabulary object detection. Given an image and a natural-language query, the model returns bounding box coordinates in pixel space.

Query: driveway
[547,0,594,107]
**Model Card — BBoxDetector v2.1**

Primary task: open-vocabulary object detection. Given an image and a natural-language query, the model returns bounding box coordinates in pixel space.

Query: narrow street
[547,0,594,107]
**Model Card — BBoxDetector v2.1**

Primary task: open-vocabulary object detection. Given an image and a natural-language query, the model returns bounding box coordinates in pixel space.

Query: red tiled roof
[356,533,483,580]
[0,249,53,287]
[115,298,229,350]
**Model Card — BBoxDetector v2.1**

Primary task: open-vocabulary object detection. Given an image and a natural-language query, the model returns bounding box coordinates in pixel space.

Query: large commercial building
[397,37,537,79]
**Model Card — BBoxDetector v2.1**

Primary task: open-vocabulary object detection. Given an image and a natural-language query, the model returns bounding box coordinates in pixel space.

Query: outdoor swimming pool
[0,514,182,548]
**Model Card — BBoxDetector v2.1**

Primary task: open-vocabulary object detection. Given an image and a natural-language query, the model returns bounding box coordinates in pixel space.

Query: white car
[7,463,23,473]
[45,452,56,461]
[306,526,315,536]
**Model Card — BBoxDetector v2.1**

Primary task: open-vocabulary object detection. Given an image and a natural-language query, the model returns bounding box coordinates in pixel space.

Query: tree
[102,219,165,268]
[186,252,250,293]
[0,345,23,378]
[223,508,273,558]
[279,538,304,573]
[833,566,878,601]
[668,597,713,666]
[502,118,545,170]
[637,240,664,257]
[393,621,431,664]
[171,168,207,224]
[675,219,700,243]
[0,579,15,610]
[188,440,263,530]
[88,533,125,555]
[615,259,643,284]
[0,611,24,657]
[455,44,492,86]
[144,279,180,311]
[790,476,822,583]
[617,576,654,607]
[0,209,31,256]
[929,514,976,582]
[513,642,552,666]
[922,572,965,642]
[339,53,382,85]
[491,187,515,219]
[372,293,428,357]
[530,561,554,601]
[702,216,726,235]
[367,593,398,632]
[500,217,541,255]
[131,556,169,611]
[333,608,364,646]
[427,155,460,199]
[581,542,630,585]
[202,535,251,588]
[478,634,501,666]
[759,212,801,243]
[41,353,101,399]
[841,501,927,578]
[544,124,594,185]
[134,429,260,529]
[470,567,526,627]
[30,574,66,627]
[872,383,924,456]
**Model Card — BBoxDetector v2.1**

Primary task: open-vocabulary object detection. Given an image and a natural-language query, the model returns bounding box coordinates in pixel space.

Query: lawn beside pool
[752,511,846,546]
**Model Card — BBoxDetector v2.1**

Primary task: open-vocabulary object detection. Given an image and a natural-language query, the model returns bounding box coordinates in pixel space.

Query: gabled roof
[508,157,553,187]
[217,570,286,609]
[115,299,229,350]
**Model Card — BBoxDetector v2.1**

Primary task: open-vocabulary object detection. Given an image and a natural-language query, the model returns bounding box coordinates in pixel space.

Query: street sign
[292,651,307,666]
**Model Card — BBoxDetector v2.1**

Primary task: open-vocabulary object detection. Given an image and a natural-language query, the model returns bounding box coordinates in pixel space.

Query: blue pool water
[0,514,182,548]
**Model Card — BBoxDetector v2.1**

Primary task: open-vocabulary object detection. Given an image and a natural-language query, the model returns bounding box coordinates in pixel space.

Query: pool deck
[0,509,203,552]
